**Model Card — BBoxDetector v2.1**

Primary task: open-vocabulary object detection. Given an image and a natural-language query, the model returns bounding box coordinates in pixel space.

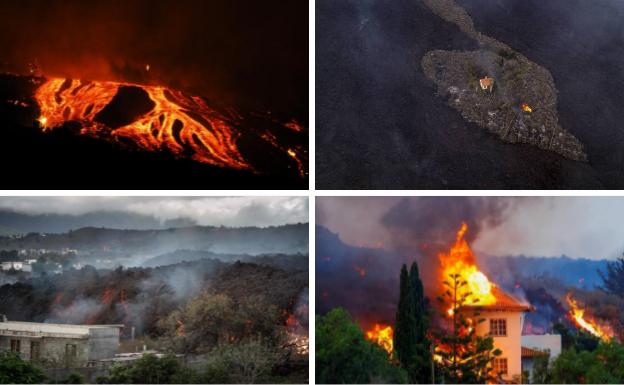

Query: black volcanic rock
[94,86,155,128]
[316,0,610,189]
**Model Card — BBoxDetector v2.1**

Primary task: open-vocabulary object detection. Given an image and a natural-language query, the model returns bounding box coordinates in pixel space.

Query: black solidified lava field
[316,0,624,189]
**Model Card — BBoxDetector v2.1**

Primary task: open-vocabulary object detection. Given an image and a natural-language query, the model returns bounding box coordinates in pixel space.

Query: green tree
[435,273,501,384]
[201,338,281,384]
[316,308,408,384]
[59,372,85,384]
[159,292,281,354]
[530,352,551,384]
[98,353,197,384]
[599,255,624,297]
[553,322,600,352]
[550,341,624,384]
[394,262,432,383]
[0,350,47,384]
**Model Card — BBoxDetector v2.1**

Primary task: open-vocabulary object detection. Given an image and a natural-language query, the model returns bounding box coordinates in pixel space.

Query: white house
[1,261,32,272]
[521,334,562,382]
[0,320,123,368]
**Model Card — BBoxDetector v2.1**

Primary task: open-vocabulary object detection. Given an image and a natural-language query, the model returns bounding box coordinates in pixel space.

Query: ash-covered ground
[316,0,624,189]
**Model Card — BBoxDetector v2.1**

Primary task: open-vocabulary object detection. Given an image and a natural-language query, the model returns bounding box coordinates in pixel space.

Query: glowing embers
[521,103,533,113]
[566,293,614,341]
[34,78,250,170]
[439,223,496,313]
[365,323,394,354]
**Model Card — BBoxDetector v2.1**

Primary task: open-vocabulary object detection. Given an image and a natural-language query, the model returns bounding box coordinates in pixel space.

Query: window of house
[493,357,508,375]
[30,341,40,361]
[65,344,77,358]
[490,318,507,336]
[10,339,21,352]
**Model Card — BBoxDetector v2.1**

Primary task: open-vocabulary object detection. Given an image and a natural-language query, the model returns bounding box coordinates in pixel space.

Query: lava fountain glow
[365,323,393,354]
[35,78,250,170]
[566,293,614,341]
[439,223,496,313]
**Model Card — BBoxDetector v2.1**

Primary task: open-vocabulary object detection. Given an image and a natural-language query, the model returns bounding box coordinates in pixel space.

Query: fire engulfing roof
[521,346,548,358]
[462,287,533,312]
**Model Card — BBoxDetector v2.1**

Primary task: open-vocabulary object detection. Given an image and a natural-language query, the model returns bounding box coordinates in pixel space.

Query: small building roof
[521,346,548,358]
[0,321,123,339]
[479,76,494,90]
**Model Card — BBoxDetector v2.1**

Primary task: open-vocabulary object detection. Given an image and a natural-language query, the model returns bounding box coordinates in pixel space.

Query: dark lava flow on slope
[317,0,618,189]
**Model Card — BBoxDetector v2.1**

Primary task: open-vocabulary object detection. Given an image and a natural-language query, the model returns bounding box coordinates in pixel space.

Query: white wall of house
[472,309,525,381]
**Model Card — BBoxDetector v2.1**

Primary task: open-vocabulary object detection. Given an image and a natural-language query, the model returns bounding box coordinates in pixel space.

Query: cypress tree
[394,262,432,383]
[410,262,432,383]
[394,264,417,368]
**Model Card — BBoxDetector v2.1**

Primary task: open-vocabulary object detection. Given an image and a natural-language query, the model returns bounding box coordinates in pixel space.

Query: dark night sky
[0,0,308,117]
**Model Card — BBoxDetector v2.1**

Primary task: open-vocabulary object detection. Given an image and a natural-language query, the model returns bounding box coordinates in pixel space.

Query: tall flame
[439,223,496,312]
[365,323,394,354]
[566,293,614,341]
[35,78,250,170]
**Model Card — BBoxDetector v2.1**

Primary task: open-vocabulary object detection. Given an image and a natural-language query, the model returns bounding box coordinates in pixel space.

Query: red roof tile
[522,346,548,358]
[462,287,533,312]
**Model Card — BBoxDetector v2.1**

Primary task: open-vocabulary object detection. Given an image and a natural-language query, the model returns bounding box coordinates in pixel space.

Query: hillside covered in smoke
[0,256,308,338]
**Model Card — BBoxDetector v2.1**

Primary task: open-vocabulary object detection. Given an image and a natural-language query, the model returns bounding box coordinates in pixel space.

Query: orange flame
[176,320,186,337]
[34,78,250,170]
[566,293,614,341]
[365,323,393,354]
[521,103,532,113]
[439,223,496,313]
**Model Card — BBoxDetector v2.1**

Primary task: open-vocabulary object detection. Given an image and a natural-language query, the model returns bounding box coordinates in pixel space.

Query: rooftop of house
[0,321,123,339]
[521,346,549,358]
[463,286,533,312]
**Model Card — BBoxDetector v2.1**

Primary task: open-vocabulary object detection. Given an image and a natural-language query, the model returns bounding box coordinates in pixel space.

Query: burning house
[460,287,532,382]
[437,223,562,382]
[0,318,122,368]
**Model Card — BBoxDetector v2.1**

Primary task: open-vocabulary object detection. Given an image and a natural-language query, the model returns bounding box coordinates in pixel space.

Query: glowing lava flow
[439,223,496,313]
[34,78,250,170]
[566,293,614,341]
[366,323,394,354]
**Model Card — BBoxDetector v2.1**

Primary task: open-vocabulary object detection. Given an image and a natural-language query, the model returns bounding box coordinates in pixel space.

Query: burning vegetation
[566,293,615,341]
[365,323,394,354]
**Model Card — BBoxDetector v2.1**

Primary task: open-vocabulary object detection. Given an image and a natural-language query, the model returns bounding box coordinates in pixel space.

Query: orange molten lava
[35,78,250,170]
[521,103,532,113]
[439,223,496,312]
[366,323,394,354]
[566,293,614,341]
